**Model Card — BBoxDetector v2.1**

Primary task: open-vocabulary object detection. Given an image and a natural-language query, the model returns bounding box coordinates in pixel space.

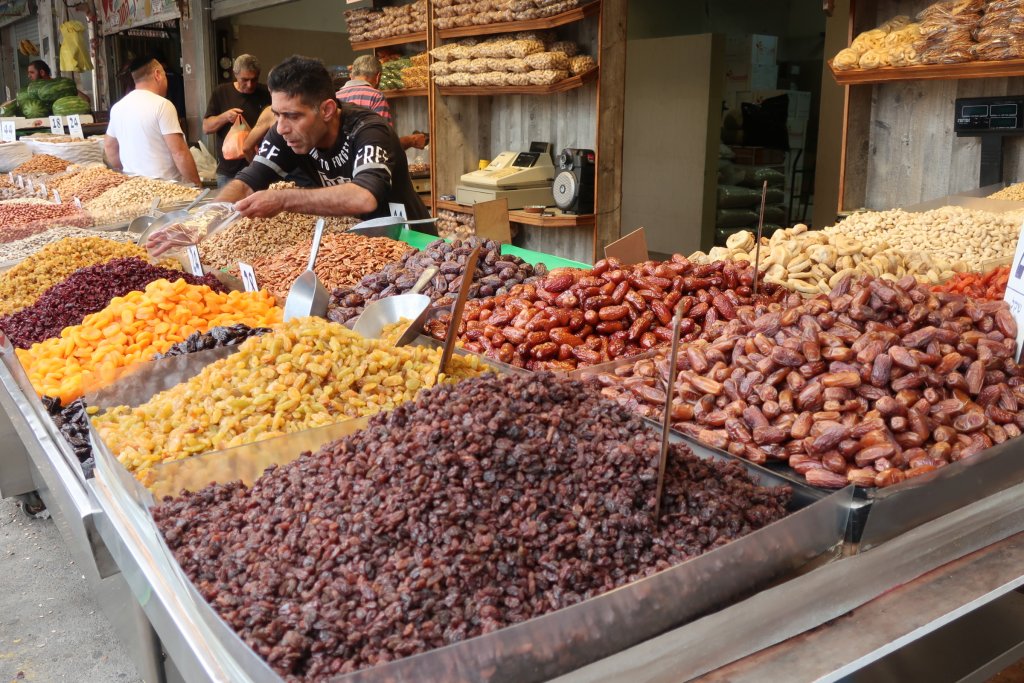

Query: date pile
[0,258,226,349]
[426,255,784,371]
[584,274,1024,488]
[40,324,273,477]
[328,237,546,326]
[154,372,790,678]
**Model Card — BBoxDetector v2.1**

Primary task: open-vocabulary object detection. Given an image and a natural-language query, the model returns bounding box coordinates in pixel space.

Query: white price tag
[52,188,61,203]
[0,120,15,143]
[66,115,84,140]
[73,196,82,208]
[7,172,12,182]
[49,116,64,135]
[38,182,47,198]
[186,245,204,276]
[15,175,23,189]
[26,178,33,193]
[1005,229,1024,360]
[238,262,259,292]
[388,202,407,219]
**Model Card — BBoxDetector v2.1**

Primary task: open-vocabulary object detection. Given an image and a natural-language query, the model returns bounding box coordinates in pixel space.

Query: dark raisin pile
[154,372,790,680]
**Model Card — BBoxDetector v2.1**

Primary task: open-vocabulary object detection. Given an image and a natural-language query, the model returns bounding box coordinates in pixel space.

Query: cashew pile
[989,182,1024,202]
[822,206,1023,271]
[690,206,1022,296]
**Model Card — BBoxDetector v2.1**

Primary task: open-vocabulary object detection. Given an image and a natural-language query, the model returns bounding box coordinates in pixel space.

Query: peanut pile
[12,154,73,176]
[86,177,200,225]
[95,318,486,475]
[238,233,412,302]
[50,166,129,203]
[0,201,93,243]
[198,212,358,271]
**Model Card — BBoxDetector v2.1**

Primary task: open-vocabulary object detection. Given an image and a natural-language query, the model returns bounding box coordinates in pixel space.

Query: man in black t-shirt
[216,55,428,224]
[203,54,271,186]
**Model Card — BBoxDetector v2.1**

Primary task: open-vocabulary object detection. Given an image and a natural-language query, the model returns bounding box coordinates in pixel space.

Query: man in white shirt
[104,55,200,184]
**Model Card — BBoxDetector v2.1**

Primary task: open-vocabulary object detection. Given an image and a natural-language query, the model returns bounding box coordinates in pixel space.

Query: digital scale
[954,97,1024,187]
[456,142,555,209]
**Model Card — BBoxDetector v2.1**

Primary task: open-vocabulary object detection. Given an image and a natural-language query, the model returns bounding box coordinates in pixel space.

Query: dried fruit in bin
[152,372,790,679]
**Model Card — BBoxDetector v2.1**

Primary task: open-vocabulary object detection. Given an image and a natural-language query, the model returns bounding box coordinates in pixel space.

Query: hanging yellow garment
[59,20,93,72]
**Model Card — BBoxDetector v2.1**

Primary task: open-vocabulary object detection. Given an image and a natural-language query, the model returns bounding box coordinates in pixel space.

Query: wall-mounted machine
[954,96,1024,187]
[456,142,555,209]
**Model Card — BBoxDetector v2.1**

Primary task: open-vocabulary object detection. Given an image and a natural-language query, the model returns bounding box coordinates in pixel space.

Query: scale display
[955,97,1024,134]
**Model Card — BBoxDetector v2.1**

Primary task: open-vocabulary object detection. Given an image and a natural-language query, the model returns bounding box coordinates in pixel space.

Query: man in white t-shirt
[104,55,200,184]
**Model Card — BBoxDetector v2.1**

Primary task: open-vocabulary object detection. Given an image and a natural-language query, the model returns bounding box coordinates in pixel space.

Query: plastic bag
[190,140,217,182]
[145,202,237,258]
[715,209,758,230]
[222,118,250,161]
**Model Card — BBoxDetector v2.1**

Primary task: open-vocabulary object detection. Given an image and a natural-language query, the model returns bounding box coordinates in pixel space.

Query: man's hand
[221,108,243,126]
[234,189,288,218]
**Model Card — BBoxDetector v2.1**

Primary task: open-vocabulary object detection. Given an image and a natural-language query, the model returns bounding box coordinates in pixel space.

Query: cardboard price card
[238,262,259,292]
[0,120,16,143]
[186,245,204,276]
[388,202,407,219]
[49,116,64,135]
[66,115,85,139]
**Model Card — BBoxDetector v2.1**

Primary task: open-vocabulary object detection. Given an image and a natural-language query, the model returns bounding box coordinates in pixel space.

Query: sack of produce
[23,137,103,165]
[717,184,762,209]
[737,165,786,188]
[763,204,787,225]
[51,95,90,116]
[0,141,32,172]
[716,208,758,229]
[36,77,78,105]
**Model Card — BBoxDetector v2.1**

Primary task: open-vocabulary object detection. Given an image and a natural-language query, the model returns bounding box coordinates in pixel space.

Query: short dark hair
[28,60,50,77]
[268,55,335,108]
[128,55,159,81]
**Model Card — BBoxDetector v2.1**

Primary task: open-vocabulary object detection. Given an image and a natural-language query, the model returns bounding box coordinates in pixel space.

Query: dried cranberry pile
[154,372,790,679]
[0,258,226,349]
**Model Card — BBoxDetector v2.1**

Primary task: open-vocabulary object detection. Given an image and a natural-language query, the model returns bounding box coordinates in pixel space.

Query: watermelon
[26,80,45,98]
[51,95,89,116]
[36,78,77,104]
[20,97,48,118]
[15,87,34,106]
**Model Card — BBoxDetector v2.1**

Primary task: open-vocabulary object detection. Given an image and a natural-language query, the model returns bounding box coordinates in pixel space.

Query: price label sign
[7,172,12,183]
[238,262,259,292]
[0,120,16,143]
[66,115,84,139]
[25,178,33,193]
[52,188,61,203]
[1006,226,1024,360]
[73,196,82,208]
[38,182,46,198]
[186,245,204,276]
[49,116,64,135]
[15,175,23,189]
[388,202,408,219]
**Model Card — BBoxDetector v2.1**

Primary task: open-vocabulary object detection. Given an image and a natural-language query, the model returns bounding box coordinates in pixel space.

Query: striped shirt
[336,79,392,126]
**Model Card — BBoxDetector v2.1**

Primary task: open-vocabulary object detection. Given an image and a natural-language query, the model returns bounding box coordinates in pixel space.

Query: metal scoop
[283,217,329,321]
[127,197,162,237]
[348,214,438,238]
[351,267,438,345]
[135,188,211,245]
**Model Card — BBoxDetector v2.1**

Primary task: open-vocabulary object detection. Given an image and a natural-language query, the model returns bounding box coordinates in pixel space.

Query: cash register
[456,142,555,209]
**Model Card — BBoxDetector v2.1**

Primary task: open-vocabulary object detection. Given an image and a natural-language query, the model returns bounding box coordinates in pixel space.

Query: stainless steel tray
[89,409,850,683]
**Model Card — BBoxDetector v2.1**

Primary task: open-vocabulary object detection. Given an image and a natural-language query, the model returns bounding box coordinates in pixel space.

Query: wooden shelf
[349,31,427,51]
[436,199,595,228]
[437,67,598,96]
[829,58,1024,85]
[383,88,428,99]
[436,0,599,39]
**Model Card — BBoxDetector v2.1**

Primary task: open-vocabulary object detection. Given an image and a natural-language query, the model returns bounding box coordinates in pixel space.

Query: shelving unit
[344,0,625,264]
[829,58,1024,85]
[436,67,598,96]
[436,199,596,228]
[349,31,427,51]
[382,88,428,99]
[435,1,601,39]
